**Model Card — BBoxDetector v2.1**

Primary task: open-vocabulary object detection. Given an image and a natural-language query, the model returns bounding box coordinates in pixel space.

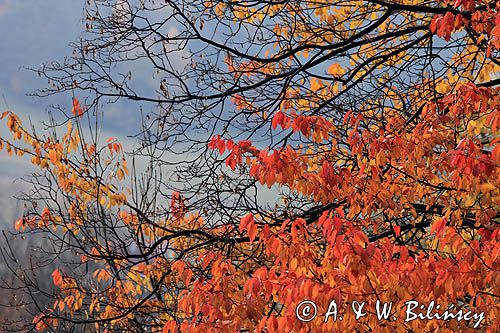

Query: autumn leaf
[14,217,25,231]
[327,63,344,77]
[52,269,63,287]
[71,98,84,118]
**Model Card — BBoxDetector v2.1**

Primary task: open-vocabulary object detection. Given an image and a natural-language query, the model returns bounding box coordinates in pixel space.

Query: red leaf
[239,213,254,232]
[272,111,284,129]
[393,225,401,237]
[431,218,447,236]
[52,269,63,287]
[430,15,442,34]
[247,221,258,242]
[162,321,177,333]
[439,12,455,41]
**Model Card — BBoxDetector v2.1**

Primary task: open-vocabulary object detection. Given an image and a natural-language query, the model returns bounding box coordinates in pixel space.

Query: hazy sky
[0,0,187,227]
[0,1,116,226]
[0,0,265,227]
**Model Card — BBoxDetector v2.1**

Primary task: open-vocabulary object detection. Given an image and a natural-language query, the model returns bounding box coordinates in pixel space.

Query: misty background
[0,0,146,229]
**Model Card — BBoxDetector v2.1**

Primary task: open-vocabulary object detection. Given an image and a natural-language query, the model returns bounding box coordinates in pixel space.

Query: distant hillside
[0,176,26,228]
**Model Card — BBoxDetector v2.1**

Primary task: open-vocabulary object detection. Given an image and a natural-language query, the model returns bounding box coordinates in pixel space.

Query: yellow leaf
[327,63,345,77]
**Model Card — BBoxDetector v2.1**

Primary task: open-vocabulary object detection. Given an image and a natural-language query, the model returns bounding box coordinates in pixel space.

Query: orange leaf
[327,63,345,77]
[41,208,51,220]
[162,321,177,333]
[239,213,254,232]
[71,98,84,118]
[172,260,185,274]
[52,269,63,287]
[393,225,401,237]
[247,220,258,242]
[431,218,447,236]
[14,217,26,231]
